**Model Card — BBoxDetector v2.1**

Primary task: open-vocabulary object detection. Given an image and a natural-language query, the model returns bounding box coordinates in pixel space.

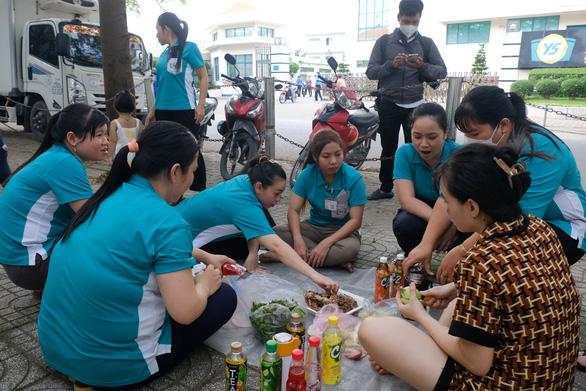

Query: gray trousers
[274,221,361,266]
[3,254,49,291]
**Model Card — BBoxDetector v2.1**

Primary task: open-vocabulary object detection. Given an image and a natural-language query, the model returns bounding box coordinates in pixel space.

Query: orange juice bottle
[374,256,390,303]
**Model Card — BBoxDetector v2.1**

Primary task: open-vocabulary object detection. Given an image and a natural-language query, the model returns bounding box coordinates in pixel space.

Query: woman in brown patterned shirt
[359,144,580,390]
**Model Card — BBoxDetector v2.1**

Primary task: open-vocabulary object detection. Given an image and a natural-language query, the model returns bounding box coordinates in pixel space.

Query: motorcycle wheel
[289,142,310,188]
[279,93,286,104]
[220,133,258,180]
[345,137,372,170]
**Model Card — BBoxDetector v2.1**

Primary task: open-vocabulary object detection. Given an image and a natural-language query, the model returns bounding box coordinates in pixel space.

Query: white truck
[0,0,150,138]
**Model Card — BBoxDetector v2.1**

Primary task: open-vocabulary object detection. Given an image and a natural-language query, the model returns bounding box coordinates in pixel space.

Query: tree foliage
[126,0,187,13]
[471,43,488,74]
[289,62,299,75]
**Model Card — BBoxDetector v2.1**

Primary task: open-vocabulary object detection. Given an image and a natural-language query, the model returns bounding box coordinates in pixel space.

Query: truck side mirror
[56,33,70,57]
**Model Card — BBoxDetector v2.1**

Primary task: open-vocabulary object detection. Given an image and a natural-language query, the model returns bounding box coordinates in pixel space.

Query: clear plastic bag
[358,298,400,320]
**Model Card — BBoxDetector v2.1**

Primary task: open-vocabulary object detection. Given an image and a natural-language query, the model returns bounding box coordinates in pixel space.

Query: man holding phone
[365,0,446,200]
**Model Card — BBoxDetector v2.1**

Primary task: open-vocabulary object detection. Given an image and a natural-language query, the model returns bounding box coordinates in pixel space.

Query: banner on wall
[518,28,586,68]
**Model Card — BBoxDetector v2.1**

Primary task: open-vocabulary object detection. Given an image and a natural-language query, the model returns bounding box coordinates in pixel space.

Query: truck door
[23,22,64,134]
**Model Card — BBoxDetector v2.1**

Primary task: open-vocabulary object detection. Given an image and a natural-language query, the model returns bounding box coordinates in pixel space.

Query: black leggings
[549,223,585,266]
[155,109,206,191]
[93,283,237,389]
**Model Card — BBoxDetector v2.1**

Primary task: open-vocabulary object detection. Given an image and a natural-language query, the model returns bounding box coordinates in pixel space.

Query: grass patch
[525,97,586,107]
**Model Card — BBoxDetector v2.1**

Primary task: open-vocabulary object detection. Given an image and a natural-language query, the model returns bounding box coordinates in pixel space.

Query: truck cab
[0,0,150,138]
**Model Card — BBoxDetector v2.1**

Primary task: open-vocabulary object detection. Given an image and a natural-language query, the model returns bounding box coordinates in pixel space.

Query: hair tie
[493,157,526,189]
[127,139,139,153]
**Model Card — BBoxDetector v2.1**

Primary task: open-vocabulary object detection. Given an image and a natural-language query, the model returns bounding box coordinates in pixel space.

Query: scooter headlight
[246,102,263,118]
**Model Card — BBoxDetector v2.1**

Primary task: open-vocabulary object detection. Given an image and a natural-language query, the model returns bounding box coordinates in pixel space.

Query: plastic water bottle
[305,335,322,391]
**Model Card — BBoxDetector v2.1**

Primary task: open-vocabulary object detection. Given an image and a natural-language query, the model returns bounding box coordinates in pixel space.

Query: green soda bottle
[225,341,247,391]
[260,340,282,391]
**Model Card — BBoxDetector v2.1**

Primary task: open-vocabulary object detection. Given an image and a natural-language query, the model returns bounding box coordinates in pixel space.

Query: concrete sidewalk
[0,131,584,390]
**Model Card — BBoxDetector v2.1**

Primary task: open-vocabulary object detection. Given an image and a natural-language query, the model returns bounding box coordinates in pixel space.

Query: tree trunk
[98,0,134,120]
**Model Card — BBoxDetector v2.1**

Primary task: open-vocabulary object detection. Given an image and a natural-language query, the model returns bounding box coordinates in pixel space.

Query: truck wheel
[26,100,50,140]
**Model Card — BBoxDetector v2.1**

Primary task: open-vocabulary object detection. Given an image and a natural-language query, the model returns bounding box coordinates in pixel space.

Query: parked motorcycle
[290,57,380,187]
[217,53,265,180]
[277,82,297,104]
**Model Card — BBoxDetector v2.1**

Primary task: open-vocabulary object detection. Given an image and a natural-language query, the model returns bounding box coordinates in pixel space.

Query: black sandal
[578,350,586,372]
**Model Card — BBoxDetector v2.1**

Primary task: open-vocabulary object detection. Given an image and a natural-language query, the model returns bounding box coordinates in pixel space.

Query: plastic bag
[307,304,366,360]
[249,299,305,341]
[358,298,400,320]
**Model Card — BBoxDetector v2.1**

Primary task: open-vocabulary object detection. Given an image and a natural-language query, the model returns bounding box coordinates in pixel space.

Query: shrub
[561,78,583,99]
[578,77,586,98]
[510,80,534,98]
[535,79,560,99]
[529,67,586,83]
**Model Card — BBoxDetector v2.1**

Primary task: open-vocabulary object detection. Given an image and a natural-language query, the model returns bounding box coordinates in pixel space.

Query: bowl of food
[304,289,366,315]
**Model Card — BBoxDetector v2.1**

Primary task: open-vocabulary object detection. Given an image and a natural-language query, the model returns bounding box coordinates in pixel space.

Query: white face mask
[399,24,418,38]
[462,125,501,146]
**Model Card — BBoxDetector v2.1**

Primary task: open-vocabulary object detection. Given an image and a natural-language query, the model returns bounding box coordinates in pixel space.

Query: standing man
[296,75,303,97]
[314,72,323,101]
[365,0,446,200]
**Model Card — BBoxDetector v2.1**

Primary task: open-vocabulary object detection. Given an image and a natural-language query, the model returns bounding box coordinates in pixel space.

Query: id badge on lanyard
[324,187,337,211]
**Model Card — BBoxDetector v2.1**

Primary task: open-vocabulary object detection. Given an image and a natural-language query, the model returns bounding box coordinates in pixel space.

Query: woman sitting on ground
[0,104,108,295]
[265,130,367,272]
[176,156,339,292]
[392,102,460,256]
[38,121,236,388]
[359,144,580,390]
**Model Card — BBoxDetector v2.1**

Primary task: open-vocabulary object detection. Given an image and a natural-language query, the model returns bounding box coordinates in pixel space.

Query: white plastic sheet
[205,264,414,390]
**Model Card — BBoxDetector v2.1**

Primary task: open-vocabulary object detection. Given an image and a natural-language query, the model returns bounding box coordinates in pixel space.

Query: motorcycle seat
[348,110,379,130]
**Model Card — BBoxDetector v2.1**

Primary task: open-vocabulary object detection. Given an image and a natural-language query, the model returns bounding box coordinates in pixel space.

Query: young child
[109,90,144,157]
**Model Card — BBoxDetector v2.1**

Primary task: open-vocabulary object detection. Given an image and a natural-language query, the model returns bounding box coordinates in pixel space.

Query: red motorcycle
[290,57,380,187]
[217,54,265,180]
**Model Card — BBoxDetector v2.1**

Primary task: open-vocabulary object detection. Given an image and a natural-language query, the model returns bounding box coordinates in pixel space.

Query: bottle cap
[291,312,302,322]
[266,340,277,353]
[308,335,320,347]
[328,316,339,326]
[230,341,242,353]
[396,253,405,261]
[292,348,304,361]
[379,256,388,263]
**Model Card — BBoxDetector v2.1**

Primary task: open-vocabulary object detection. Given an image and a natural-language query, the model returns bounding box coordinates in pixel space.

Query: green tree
[337,62,350,73]
[289,61,300,75]
[127,0,186,13]
[471,43,488,74]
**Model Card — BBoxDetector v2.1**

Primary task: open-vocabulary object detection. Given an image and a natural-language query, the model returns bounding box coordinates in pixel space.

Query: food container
[304,289,367,316]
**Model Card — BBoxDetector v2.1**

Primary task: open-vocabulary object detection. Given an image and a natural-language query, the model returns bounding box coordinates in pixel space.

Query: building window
[326,38,331,46]
[227,54,252,77]
[308,37,320,42]
[213,32,218,41]
[518,16,559,32]
[447,22,491,44]
[213,57,219,81]
[358,0,389,41]
[29,24,59,67]
[507,19,520,32]
[225,27,252,38]
[258,27,274,38]
[356,60,369,67]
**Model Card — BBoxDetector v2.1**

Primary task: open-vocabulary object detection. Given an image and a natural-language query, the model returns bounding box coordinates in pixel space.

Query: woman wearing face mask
[393,103,461,255]
[404,85,586,283]
[359,144,580,390]
[176,156,339,293]
[0,104,108,294]
[267,130,367,272]
[145,12,208,191]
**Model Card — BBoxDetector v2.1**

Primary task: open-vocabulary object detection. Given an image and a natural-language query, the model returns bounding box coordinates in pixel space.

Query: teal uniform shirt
[519,128,586,251]
[393,140,459,203]
[292,163,367,227]
[38,175,195,387]
[176,175,275,247]
[155,41,204,110]
[0,144,92,266]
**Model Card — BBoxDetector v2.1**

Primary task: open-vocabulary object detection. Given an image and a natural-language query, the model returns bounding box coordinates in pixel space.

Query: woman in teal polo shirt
[0,103,108,293]
[38,121,236,388]
[268,130,367,272]
[393,103,460,255]
[176,156,339,293]
[145,12,208,191]
[405,86,586,282]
